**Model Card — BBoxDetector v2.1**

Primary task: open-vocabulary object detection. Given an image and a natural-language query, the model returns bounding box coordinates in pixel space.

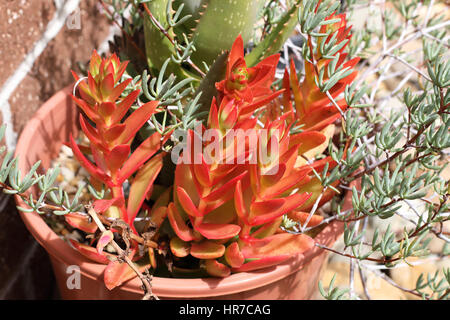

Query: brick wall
[0,0,112,299]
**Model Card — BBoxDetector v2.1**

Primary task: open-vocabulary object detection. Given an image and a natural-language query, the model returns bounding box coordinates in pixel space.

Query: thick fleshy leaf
[104,251,144,290]
[98,102,116,119]
[79,115,106,152]
[176,186,201,217]
[65,213,98,234]
[224,242,244,268]
[103,124,126,143]
[117,131,164,183]
[118,101,159,144]
[248,198,285,225]
[303,124,335,159]
[111,89,140,123]
[69,239,111,264]
[241,233,314,259]
[290,131,326,155]
[105,144,130,176]
[71,94,97,121]
[69,134,111,185]
[251,217,283,239]
[167,203,197,242]
[170,237,191,257]
[96,230,114,254]
[204,259,231,277]
[194,222,241,240]
[260,166,311,199]
[93,197,124,214]
[202,170,248,203]
[127,153,164,223]
[234,180,249,223]
[150,206,168,228]
[190,240,225,259]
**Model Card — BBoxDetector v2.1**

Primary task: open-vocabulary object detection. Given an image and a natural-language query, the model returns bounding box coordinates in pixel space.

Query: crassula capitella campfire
[60,8,359,290]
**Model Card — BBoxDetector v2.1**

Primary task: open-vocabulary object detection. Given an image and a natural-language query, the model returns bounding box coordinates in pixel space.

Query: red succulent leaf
[176,186,202,217]
[193,221,241,240]
[105,144,130,177]
[204,259,231,277]
[117,131,165,183]
[69,239,111,264]
[69,134,111,185]
[127,153,164,223]
[111,90,141,124]
[117,101,159,144]
[93,197,124,214]
[167,202,198,242]
[224,242,244,268]
[65,213,98,234]
[104,249,143,290]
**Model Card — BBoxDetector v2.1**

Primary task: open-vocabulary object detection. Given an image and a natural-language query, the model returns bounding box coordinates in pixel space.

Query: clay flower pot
[15,87,351,300]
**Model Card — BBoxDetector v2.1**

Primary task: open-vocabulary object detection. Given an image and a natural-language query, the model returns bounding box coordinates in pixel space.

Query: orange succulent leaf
[204,259,231,278]
[68,134,111,186]
[193,221,241,240]
[170,237,191,258]
[93,197,124,214]
[150,206,168,229]
[65,213,98,234]
[111,90,141,124]
[167,202,198,242]
[104,249,144,291]
[79,115,107,153]
[176,186,202,217]
[248,192,312,226]
[290,131,327,155]
[250,217,283,239]
[190,240,225,260]
[117,101,159,144]
[117,131,165,183]
[69,239,111,264]
[126,153,164,223]
[105,144,130,176]
[71,94,98,122]
[224,242,245,268]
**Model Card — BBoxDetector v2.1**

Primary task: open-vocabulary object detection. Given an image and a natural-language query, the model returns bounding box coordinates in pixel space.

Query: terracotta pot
[15,87,351,300]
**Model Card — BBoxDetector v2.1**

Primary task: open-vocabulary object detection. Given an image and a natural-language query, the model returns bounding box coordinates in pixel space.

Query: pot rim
[15,86,346,298]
